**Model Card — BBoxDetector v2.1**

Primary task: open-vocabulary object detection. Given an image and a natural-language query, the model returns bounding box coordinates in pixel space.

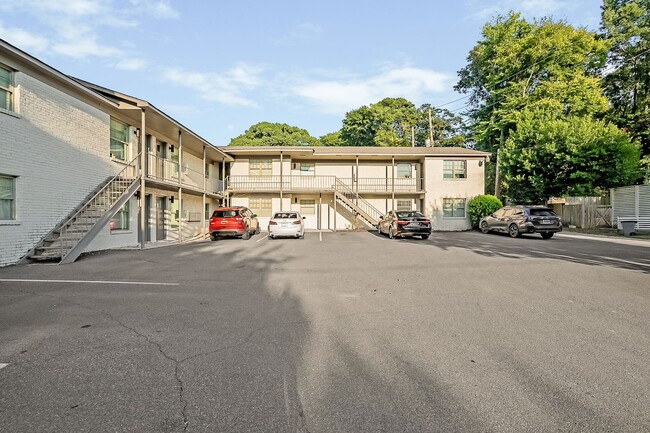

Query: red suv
[209,207,260,240]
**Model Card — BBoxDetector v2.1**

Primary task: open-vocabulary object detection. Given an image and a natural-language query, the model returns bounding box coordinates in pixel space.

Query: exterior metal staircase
[333,179,383,229]
[28,153,141,265]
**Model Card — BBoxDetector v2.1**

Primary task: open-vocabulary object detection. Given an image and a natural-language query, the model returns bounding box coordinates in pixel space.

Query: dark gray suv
[479,206,562,239]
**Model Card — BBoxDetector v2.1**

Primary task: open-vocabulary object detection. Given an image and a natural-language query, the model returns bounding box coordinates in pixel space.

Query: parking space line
[0,364,9,370]
[256,234,268,243]
[0,279,179,286]
[319,232,322,242]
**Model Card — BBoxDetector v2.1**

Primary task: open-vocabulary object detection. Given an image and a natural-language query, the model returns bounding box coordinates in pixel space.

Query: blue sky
[0,0,603,145]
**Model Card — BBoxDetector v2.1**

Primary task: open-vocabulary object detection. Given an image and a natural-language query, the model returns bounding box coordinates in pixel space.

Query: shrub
[467,195,503,228]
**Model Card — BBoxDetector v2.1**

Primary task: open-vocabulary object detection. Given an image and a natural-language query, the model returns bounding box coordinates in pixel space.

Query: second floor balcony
[226,175,424,193]
[145,154,224,195]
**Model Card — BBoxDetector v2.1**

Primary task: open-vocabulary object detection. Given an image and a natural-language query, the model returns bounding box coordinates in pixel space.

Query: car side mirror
[252,214,257,218]
[490,213,495,218]
[302,216,306,220]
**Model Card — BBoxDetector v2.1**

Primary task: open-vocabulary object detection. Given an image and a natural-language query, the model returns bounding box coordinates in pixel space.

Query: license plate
[541,220,552,224]
[407,223,420,227]
[281,223,290,227]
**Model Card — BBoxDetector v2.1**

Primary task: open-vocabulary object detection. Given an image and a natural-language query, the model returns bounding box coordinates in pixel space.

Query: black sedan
[378,211,431,239]
[479,205,562,239]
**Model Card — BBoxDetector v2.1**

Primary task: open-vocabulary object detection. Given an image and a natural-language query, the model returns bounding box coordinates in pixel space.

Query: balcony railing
[226,175,423,193]
[146,153,224,194]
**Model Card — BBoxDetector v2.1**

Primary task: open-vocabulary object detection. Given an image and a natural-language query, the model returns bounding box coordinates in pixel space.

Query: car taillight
[293,220,301,225]
[422,221,430,225]
[397,220,409,225]
[269,221,277,225]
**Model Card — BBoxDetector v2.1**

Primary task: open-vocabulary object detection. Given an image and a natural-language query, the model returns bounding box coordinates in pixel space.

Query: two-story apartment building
[0,39,231,267]
[1,38,490,267]
[221,146,490,232]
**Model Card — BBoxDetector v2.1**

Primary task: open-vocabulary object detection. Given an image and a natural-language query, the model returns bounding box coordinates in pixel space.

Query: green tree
[228,122,320,146]
[455,12,609,153]
[320,131,344,146]
[500,108,641,203]
[467,195,503,228]
[415,104,466,147]
[601,0,650,170]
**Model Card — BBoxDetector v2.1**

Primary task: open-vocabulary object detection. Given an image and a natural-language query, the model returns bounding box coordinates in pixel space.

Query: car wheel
[541,232,554,239]
[508,223,520,238]
[377,224,382,235]
[480,221,490,234]
[255,225,261,235]
[210,233,218,241]
[421,235,429,240]
[242,229,251,240]
[388,227,395,239]
[300,232,305,239]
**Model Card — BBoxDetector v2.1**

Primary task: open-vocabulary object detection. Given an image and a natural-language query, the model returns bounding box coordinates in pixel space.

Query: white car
[268,212,305,239]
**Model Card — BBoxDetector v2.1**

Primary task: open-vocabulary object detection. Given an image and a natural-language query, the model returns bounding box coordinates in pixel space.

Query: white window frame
[396,163,412,179]
[443,160,467,179]
[250,197,272,217]
[0,64,14,113]
[300,162,315,176]
[396,199,413,211]
[300,199,315,215]
[250,159,272,177]
[110,118,130,161]
[0,175,16,220]
[443,198,466,218]
[110,201,130,231]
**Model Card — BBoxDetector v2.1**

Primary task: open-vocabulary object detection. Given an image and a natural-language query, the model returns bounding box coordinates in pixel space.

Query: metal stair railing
[333,179,383,226]
[59,152,141,264]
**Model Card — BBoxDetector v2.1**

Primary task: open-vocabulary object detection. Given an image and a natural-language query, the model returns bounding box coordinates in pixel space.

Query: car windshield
[273,212,298,219]
[529,208,556,216]
[396,211,425,218]
[213,210,239,218]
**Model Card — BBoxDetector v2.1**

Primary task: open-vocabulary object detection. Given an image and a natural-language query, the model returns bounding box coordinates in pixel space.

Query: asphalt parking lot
[0,230,648,432]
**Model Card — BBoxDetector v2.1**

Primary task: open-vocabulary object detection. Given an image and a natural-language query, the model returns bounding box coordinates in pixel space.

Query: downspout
[391,156,395,210]
[178,130,182,242]
[202,145,206,234]
[139,108,146,250]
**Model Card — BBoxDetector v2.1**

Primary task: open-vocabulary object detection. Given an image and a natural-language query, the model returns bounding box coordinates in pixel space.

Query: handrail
[59,152,141,258]
[226,175,422,193]
[333,178,383,223]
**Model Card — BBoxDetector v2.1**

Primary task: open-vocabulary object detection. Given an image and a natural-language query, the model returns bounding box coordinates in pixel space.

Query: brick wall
[0,72,119,266]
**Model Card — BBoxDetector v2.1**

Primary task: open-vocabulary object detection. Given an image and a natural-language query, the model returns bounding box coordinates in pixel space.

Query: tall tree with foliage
[500,108,640,203]
[228,122,320,146]
[601,0,650,172]
[415,105,466,147]
[455,12,641,200]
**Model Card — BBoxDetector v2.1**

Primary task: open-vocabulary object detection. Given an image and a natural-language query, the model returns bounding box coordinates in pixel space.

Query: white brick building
[1,38,490,267]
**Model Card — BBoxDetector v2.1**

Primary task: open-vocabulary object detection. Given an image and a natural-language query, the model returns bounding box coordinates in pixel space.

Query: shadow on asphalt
[368,230,650,274]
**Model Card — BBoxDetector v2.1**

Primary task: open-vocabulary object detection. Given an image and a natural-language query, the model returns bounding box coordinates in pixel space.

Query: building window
[443,161,466,179]
[250,197,272,217]
[250,159,272,176]
[110,201,130,231]
[205,203,211,220]
[443,198,466,218]
[205,162,211,179]
[110,118,130,161]
[396,163,412,178]
[0,175,16,220]
[0,65,13,112]
[396,199,412,211]
[300,199,315,215]
[300,163,315,176]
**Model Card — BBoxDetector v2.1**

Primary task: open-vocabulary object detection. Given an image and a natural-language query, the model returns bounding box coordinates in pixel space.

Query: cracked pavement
[0,231,649,432]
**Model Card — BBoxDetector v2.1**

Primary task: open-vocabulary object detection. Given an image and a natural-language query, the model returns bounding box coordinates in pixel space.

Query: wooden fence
[549,203,612,228]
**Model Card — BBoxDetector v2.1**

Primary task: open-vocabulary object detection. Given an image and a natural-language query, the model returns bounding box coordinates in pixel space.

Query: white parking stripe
[0,279,179,286]
[0,364,8,370]
[256,234,268,243]
[319,232,322,242]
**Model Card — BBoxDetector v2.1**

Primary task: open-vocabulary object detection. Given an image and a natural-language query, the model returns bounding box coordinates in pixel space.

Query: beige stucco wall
[423,158,485,231]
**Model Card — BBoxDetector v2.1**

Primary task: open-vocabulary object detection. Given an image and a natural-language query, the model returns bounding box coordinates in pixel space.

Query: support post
[280,151,283,211]
[178,130,183,242]
[333,194,337,232]
[139,109,146,249]
[355,155,359,205]
[202,145,206,233]
[391,156,395,210]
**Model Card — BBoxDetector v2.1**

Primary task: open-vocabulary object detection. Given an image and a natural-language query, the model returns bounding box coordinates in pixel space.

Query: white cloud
[163,64,264,107]
[465,0,570,21]
[116,58,148,71]
[129,0,180,19]
[293,67,452,115]
[0,23,49,53]
[53,37,123,59]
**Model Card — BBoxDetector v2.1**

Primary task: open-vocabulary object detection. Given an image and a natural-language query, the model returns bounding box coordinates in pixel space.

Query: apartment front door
[156,197,166,240]
[145,194,152,242]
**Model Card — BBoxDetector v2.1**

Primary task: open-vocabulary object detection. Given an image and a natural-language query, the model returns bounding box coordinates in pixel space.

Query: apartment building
[222,146,490,231]
[0,39,230,267]
[1,38,489,267]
